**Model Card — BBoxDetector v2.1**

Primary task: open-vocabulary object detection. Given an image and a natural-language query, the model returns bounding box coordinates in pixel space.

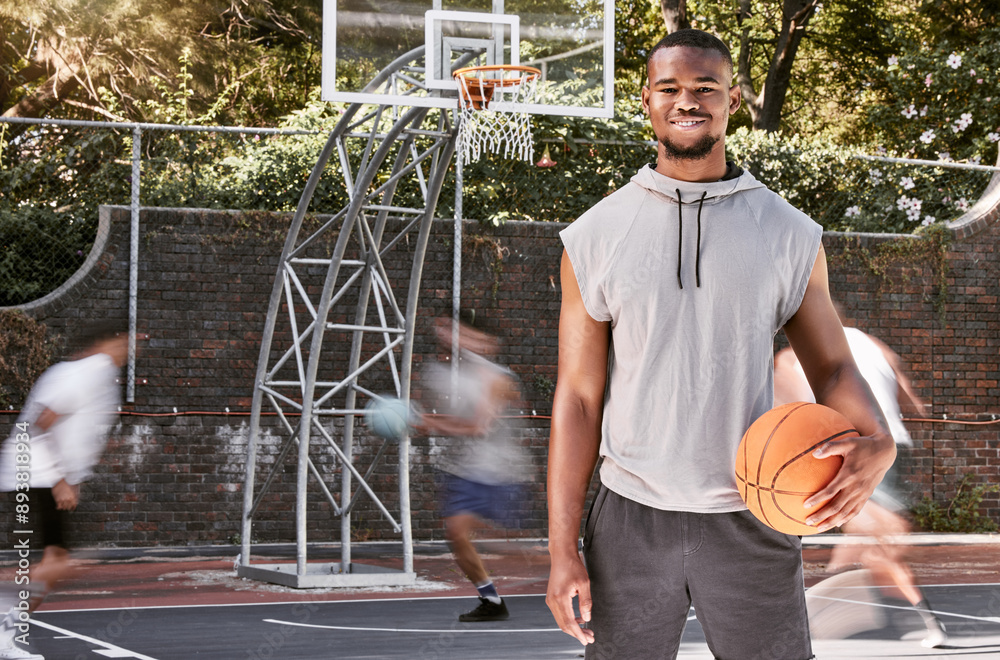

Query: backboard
[322,0,614,118]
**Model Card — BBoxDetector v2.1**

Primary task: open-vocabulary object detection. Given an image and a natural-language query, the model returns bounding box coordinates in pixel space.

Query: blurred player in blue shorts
[416,312,528,622]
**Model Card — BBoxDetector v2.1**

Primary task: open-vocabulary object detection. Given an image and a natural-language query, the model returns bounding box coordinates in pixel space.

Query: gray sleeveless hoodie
[561,163,822,512]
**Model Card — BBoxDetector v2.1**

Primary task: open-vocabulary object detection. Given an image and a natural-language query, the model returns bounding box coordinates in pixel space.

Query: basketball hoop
[453,65,541,165]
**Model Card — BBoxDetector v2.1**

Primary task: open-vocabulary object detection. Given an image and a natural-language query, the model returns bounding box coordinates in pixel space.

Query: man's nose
[675,88,700,112]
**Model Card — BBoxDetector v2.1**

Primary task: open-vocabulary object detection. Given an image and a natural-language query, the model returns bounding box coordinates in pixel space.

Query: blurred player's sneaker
[459,597,509,622]
[0,640,44,660]
[921,618,948,649]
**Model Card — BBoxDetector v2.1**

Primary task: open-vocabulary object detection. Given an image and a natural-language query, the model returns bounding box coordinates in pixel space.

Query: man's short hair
[648,29,734,79]
[76,319,126,348]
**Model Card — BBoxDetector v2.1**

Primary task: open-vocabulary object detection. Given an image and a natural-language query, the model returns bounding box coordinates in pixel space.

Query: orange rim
[452,65,541,89]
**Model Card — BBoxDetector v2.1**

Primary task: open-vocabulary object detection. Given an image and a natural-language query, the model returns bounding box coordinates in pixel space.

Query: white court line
[29,619,160,660]
[39,591,551,614]
[264,618,562,633]
[806,595,1000,624]
[808,581,1000,590]
[37,584,1000,615]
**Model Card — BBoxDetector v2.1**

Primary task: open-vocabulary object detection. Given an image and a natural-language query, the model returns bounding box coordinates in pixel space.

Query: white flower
[955,198,969,211]
[901,177,915,190]
[845,206,861,218]
[919,130,935,144]
[988,132,1000,143]
[901,105,918,119]
[920,106,928,117]
[938,152,952,161]
[897,196,922,221]
[888,56,899,66]
[952,112,973,132]
[922,216,935,226]
[870,168,883,180]
[947,53,962,69]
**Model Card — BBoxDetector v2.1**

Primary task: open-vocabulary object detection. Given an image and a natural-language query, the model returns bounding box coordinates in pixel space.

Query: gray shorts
[583,485,813,660]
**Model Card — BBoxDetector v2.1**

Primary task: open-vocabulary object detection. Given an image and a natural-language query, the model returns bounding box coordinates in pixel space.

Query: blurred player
[775,326,948,648]
[0,321,128,660]
[416,313,527,622]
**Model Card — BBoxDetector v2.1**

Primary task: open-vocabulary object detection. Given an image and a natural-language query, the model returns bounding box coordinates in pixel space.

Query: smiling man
[545,29,897,659]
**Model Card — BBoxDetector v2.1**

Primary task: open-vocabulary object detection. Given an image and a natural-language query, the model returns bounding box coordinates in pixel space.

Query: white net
[454,66,540,166]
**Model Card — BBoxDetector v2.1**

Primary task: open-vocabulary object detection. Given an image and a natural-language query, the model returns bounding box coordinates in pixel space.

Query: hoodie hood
[630,162,765,202]
[630,163,766,289]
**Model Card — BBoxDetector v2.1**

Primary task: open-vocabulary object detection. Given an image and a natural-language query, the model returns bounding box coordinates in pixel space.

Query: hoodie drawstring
[676,189,684,289]
[675,189,707,289]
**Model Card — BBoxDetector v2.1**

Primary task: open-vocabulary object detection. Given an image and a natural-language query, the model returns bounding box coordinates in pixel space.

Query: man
[545,29,897,659]
[417,314,527,622]
[774,325,948,649]
[0,321,128,660]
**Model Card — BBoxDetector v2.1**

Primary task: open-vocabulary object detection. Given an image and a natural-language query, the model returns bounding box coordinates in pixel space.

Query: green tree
[775,0,899,140]
[0,0,323,128]
[0,1,209,125]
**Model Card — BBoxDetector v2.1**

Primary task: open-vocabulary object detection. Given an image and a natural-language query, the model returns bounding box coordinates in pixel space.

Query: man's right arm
[545,249,610,647]
[32,406,79,509]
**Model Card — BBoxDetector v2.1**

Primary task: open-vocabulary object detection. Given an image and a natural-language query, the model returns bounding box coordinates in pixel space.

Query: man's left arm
[781,244,896,531]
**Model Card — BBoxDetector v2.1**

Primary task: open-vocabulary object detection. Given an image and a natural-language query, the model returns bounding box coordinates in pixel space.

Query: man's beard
[659,132,719,160]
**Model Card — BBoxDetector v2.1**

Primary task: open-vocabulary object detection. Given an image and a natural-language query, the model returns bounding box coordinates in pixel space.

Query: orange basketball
[736,402,856,535]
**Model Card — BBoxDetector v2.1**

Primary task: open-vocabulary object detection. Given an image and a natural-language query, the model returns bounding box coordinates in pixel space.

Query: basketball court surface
[10,536,1000,659]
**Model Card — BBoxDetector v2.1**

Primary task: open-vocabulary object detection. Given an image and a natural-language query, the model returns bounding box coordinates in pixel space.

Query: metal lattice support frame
[239,47,460,587]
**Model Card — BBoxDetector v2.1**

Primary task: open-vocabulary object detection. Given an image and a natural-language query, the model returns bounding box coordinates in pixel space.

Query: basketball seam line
[752,403,809,529]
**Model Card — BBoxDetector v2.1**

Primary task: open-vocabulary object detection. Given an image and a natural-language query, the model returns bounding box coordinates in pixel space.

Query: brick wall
[1,199,998,548]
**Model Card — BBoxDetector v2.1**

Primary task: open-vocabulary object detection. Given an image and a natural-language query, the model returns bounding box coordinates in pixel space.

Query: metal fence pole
[452,135,463,396]
[127,126,141,403]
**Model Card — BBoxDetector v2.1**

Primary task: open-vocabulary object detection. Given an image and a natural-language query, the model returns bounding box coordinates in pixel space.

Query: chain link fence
[2,116,996,308]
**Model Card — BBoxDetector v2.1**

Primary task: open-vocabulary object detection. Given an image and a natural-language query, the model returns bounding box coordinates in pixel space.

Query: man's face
[642,46,741,162]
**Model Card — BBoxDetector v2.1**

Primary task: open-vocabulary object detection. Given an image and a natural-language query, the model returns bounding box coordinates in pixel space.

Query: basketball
[736,402,857,535]
[364,396,412,441]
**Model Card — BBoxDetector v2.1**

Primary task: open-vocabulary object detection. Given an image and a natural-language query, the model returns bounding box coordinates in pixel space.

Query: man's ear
[729,84,742,115]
